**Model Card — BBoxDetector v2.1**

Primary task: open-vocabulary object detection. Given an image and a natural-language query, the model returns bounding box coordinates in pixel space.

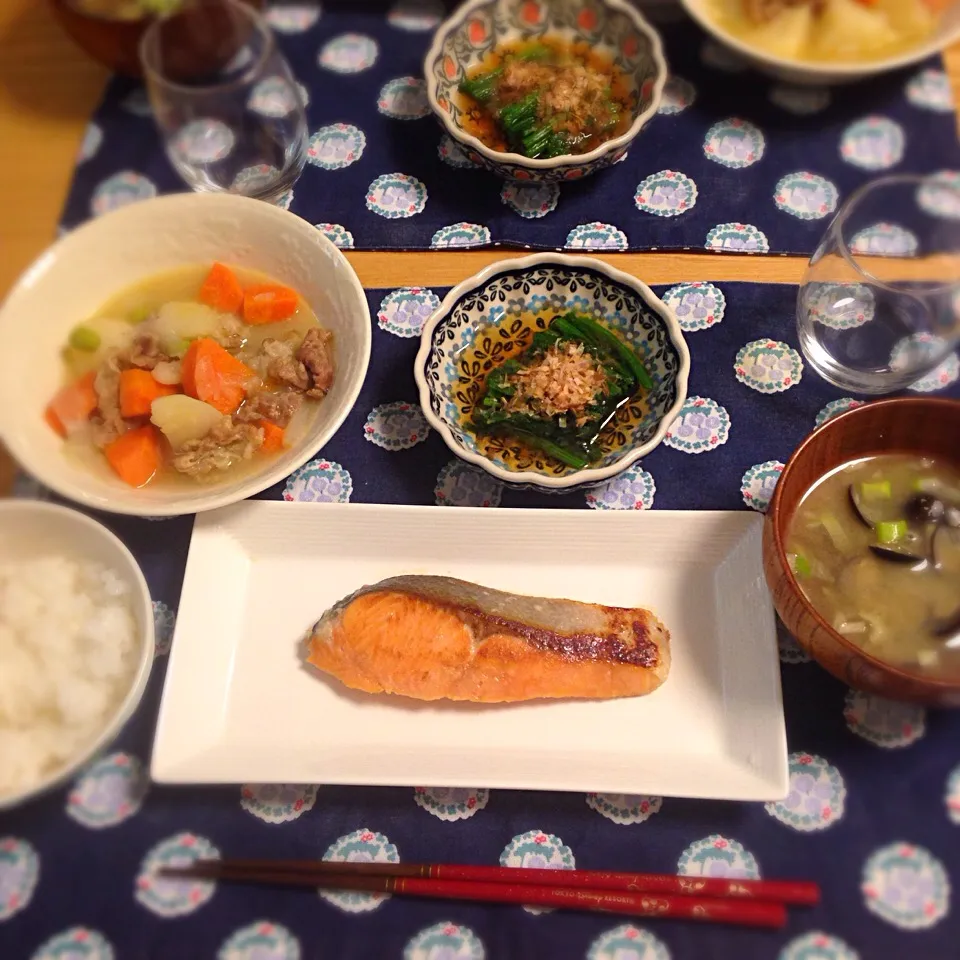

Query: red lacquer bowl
[49,0,265,78]
[763,397,960,707]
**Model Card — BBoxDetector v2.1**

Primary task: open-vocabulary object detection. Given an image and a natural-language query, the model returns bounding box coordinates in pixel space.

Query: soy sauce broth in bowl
[763,397,960,706]
[457,37,636,159]
[457,307,655,473]
[786,455,960,678]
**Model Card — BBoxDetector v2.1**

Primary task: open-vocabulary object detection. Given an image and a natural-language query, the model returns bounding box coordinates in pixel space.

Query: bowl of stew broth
[424,0,667,182]
[763,397,960,706]
[0,192,370,517]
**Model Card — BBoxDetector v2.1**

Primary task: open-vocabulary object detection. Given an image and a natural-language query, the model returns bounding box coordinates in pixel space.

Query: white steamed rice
[0,555,138,799]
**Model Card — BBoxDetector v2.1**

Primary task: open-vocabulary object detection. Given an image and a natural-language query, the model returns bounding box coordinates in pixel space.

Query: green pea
[127,306,152,325]
[68,325,101,352]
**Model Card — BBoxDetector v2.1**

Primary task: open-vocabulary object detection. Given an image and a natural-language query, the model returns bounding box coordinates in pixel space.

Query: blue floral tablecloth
[4,281,960,960]
[58,0,960,256]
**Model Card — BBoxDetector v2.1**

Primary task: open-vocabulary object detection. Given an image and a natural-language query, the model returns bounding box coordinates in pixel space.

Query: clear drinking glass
[140,0,307,201]
[797,174,960,394]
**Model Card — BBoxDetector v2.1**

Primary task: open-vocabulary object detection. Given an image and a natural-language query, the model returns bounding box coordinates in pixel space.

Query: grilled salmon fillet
[303,575,670,703]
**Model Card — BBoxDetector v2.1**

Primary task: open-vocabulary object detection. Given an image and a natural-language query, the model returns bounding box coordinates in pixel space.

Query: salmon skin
[303,575,671,703]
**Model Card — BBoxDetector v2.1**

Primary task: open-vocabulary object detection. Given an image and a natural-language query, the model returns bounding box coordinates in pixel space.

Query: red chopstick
[162,860,794,929]
[173,858,819,906]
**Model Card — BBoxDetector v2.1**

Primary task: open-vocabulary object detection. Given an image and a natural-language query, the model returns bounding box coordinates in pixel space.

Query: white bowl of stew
[424,0,667,182]
[0,193,370,517]
[680,0,960,86]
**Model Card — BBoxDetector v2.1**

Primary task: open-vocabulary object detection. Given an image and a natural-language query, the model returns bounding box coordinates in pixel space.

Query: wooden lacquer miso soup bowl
[763,397,960,707]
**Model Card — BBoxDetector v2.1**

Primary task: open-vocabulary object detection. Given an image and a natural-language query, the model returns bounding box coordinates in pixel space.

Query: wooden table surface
[2,0,959,497]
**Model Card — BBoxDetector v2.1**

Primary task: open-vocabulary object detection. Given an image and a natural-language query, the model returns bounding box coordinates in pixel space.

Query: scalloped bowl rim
[0,499,155,811]
[679,0,960,81]
[423,0,668,171]
[414,252,691,489]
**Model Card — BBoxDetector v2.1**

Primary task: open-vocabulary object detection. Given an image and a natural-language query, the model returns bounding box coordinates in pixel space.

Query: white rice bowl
[0,500,153,808]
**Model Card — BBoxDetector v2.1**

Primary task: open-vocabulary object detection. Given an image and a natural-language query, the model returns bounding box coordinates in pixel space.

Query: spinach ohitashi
[470,312,653,470]
[458,41,633,159]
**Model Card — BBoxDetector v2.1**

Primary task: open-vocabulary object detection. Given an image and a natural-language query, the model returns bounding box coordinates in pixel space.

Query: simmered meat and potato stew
[45,262,334,487]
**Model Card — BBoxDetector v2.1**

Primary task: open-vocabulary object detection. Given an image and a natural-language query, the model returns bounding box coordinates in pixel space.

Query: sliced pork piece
[259,336,310,391]
[296,327,334,399]
[123,332,165,371]
[90,354,129,448]
[214,314,246,353]
[235,389,304,427]
[171,416,264,478]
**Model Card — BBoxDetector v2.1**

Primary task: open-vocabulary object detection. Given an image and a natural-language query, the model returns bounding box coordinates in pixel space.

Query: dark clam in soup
[786,454,960,678]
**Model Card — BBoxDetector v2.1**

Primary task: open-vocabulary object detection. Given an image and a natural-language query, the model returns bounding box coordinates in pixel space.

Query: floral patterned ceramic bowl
[414,253,690,491]
[423,0,667,183]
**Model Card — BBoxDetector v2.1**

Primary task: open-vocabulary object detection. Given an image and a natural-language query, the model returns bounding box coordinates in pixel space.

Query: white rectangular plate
[151,503,788,801]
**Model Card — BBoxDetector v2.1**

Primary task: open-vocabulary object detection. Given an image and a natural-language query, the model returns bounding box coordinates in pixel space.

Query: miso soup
[786,454,960,678]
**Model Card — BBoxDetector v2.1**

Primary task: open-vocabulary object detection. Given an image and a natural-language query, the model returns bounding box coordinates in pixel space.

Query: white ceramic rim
[414,252,691,488]
[0,193,372,517]
[0,500,155,811]
[678,0,960,80]
[423,0,668,171]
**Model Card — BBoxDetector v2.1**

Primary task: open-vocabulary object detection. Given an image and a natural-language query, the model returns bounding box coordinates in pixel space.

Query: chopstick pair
[161,859,820,930]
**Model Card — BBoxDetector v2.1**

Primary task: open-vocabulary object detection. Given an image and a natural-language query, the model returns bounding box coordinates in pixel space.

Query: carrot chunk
[45,371,98,437]
[44,406,66,438]
[198,262,244,314]
[258,419,286,452]
[118,369,178,419]
[180,337,254,415]
[104,425,162,487]
[242,283,300,324]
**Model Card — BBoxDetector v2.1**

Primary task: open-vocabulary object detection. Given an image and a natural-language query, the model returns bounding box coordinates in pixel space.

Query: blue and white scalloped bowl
[414,253,690,491]
[424,0,667,183]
